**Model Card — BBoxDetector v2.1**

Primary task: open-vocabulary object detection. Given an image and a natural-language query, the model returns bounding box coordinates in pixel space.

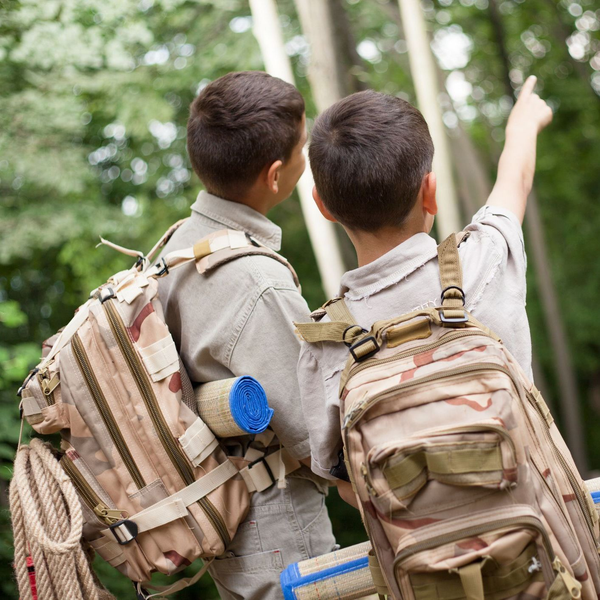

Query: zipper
[531,460,583,555]
[37,366,59,405]
[72,332,146,489]
[394,514,554,570]
[103,299,230,547]
[61,454,124,525]
[526,390,598,544]
[346,330,485,382]
[344,362,511,430]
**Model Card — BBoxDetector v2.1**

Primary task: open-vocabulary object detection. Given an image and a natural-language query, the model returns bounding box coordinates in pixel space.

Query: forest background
[1,0,599,597]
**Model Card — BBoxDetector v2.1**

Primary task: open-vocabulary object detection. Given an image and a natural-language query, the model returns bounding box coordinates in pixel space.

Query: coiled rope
[10,438,114,600]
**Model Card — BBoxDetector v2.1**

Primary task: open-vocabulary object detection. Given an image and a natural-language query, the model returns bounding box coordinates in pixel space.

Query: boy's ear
[312,186,337,223]
[422,172,438,216]
[266,160,283,194]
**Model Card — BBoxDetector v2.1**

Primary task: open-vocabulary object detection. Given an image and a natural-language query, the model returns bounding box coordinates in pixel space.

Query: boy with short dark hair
[159,71,335,599]
[298,77,552,501]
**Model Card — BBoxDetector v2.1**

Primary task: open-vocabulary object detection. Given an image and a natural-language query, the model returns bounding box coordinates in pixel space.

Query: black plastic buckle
[247,456,276,490]
[440,311,469,324]
[440,285,466,306]
[245,233,260,247]
[342,325,367,347]
[134,255,146,270]
[349,336,380,362]
[99,287,115,304]
[17,367,39,398]
[329,449,350,482]
[154,258,170,277]
[109,519,138,545]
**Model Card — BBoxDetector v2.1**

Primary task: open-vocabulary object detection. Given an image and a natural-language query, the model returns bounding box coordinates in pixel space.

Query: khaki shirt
[297,205,531,479]
[158,191,311,459]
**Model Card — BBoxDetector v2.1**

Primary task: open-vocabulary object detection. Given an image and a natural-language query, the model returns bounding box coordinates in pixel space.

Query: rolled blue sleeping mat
[194,376,274,438]
[280,541,375,600]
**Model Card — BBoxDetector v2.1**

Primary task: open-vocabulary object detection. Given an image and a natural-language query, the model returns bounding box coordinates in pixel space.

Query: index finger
[518,75,537,100]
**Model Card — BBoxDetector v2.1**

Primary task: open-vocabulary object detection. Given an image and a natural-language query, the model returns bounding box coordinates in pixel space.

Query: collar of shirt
[190,190,282,251]
[340,232,438,300]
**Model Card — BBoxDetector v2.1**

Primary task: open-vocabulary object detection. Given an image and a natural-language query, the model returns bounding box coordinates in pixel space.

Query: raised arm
[486,75,553,223]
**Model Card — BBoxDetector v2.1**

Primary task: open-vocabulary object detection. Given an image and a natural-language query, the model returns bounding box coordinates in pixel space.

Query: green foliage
[1,0,599,597]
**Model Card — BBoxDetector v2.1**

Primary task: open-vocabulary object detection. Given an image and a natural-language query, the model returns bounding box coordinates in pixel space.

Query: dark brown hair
[309,90,434,232]
[187,71,305,199]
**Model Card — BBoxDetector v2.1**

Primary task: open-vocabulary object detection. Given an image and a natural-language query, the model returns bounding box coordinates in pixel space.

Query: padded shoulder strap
[437,232,469,323]
[146,229,300,291]
[195,230,301,291]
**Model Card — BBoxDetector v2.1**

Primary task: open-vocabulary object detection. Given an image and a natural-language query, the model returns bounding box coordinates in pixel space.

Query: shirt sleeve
[466,204,528,299]
[228,286,312,459]
[297,343,343,480]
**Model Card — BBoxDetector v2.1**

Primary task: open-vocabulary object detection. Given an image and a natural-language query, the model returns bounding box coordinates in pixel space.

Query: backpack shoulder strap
[294,297,368,348]
[146,229,301,291]
[437,232,469,323]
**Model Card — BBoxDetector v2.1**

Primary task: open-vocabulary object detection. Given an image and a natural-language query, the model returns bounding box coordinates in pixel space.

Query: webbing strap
[438,234,466,322]
[323,298,356,324]
[239,448,301,493]
[143,228,301,291]
[21,396,42,417]
[368,550,389,597]
[384,445,502,491]
[138,337,179,382]
[295,321,364,344]
[178,418,219,467]
[457,562,485,600]
[138,558,213,598]
[294,298,366,346]
[102,460,237,542]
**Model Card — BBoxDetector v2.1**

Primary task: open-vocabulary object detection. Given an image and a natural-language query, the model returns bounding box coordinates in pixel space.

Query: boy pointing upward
[297,76,552,500]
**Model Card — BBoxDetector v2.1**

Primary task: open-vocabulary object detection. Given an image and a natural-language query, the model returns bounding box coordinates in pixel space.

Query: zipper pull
[553,558,582,598]
[528,556,542,573]
[360,463,378,497]
[94,504,123,525]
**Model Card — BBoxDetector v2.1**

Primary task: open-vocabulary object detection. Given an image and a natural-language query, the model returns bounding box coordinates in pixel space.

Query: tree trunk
[248,0,346,299]
[396,0,462,237]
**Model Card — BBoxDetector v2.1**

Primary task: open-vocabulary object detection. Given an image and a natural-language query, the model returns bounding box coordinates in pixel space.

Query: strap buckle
[247,455,276,490]
[109,519,138,545]
[134,255,147,270]
[349,336,380,362]
[99,286,116,304]
[342,325,367,347]
[440,285,466,306]
[439,311,469,324]
[154,258,170,277]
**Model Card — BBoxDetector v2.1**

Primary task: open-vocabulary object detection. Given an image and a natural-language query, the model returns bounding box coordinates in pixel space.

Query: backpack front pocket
[365,422,518,513]
[393,505,580,600]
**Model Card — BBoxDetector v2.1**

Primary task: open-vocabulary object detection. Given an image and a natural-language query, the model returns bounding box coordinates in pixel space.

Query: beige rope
[10,438,115,600]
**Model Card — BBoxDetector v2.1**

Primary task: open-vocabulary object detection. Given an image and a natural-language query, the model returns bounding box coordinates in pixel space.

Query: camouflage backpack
[17,221,301,598]
[296,233,599,600]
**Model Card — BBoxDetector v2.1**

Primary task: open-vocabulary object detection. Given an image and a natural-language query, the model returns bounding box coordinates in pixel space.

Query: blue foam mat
[229,376,273,434]
[280,556,370,600]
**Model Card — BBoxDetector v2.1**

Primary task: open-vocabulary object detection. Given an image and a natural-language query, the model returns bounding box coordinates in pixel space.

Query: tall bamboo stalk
[248,0,346,299]
[396,0,463,238]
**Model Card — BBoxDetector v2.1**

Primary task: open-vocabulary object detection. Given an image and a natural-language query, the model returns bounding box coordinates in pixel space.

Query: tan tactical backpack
[296,233,599,600]
[16,221,301,598]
